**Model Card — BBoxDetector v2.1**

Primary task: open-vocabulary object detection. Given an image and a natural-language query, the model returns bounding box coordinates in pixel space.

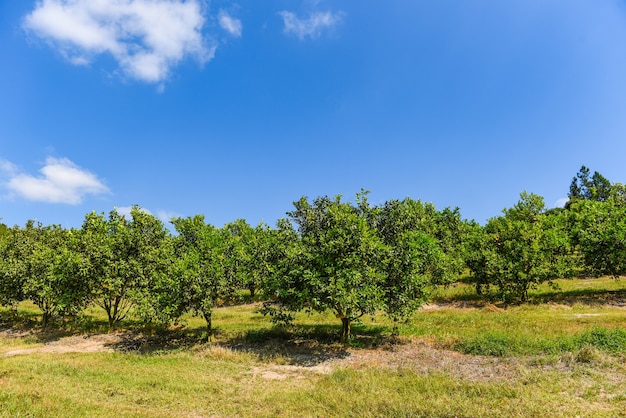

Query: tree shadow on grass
[221,323,407,367]
[0,308,39,326]
[529,288,626,307]
[0,309,56,342]
[0,311,410,362]
[105,328,206,354]
[0,309,204,351]
[430,280,626,309]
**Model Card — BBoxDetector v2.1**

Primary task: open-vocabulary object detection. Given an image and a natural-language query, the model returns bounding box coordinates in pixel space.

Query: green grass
[432,275,626,304]
[1,347,625,417]
[399,304,626,356]
[1,276,625,417]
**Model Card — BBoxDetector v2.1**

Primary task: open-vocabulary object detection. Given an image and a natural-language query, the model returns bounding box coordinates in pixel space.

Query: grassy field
[1,277,625,417]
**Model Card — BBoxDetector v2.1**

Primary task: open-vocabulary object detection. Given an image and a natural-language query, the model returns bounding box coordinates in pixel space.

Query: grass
[2,347,625,417]
[1,276,625,417]
[400,303,626,355]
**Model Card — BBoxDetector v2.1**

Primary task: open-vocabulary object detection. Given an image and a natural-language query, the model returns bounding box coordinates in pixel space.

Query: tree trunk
[475,282,483,295]
[391,323,399,337]
[203,310,213,342]
[521,283,529,302]
[340,317,351,344]
[41,310,51,329]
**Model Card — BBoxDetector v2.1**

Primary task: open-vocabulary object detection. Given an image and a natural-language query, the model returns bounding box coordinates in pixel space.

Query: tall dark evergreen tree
[568,165,612,205]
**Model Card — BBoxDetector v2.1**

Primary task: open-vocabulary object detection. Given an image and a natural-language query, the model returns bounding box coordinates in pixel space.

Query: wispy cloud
[0,159,18,176]
[116,206,149,219]
[278,10,343,40]
[156,209,182,224]
[23,0,214,84]
[116,206,181,225]
[218,10,242,38]
[1,157,110,204]
[555,197,569,208]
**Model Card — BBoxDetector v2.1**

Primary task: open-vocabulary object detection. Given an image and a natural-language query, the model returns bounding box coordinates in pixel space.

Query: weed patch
[576,327,626,354]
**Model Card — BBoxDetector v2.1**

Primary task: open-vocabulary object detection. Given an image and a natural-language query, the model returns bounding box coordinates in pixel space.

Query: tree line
[1,166,625,342]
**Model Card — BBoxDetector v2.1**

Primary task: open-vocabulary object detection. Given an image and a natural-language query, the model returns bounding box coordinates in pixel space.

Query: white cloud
[156,209,182,224]
[278,10,343,40]
[115,206,179,226]
[0,159,18,176]
[555,197,569,208]
[1,157,110,205]
[218,10,242,38]
[23,0,215,84]
[116,205,150,218]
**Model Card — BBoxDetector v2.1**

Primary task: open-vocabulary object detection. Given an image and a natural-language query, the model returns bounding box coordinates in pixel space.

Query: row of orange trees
[0,192,467,342]
[1,167,624,341]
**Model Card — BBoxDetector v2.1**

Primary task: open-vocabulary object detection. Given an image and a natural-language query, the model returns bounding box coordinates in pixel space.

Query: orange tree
[262,192,387,343]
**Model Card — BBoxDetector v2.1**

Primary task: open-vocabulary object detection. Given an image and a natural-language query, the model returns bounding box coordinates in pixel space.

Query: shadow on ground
[530,288,626,306]
[1,309,407,366]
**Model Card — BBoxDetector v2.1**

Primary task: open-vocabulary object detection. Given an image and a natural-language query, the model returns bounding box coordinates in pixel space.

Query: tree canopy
[1,168,625,341]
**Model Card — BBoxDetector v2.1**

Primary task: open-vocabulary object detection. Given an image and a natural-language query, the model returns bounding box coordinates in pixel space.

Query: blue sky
[2,0,626,229]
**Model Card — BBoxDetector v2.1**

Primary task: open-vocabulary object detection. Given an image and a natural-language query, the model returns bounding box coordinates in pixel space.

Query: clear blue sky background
[2,0,626,229]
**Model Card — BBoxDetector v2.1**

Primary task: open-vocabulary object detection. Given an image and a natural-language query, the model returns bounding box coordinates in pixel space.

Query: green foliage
[81,206,168,329]
[463,221,495,295]
[3,178,626,344]
[256,218,299,323]
[264,191,388,343]
[0,222,91,326]
[568,165,613,204]
[568,197,626,277]
[474,192,577,303]
[263,192,470,342]
[376,198,464,328]
[222,218,283,301]
[0,225,30,307]
[22,225,92,326]
[153,215,240,336]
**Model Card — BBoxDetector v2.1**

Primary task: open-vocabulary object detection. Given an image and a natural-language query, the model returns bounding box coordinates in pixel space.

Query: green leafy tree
[81,206,168,330]
[245,223,275,299]
[157,215,239,338]
[569,197,626,277]
[0,221,93,327]
[22,225,91,327]
[480,192,576,302]
[223,219,256,298]
[231,220,302,302]
[463,221,496,295]
[263,192,388,343]
[256,218,300,318]
[376,198,463,332]
[0,224,35,308]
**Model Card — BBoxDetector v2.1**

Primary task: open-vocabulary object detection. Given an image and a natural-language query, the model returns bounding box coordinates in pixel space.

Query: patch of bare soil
[249,363,334,380]
[2,329,519,383]
[0,328,33,339]
[1,328,201,357]
[246,339,521,382]
[3,329,624,390]
[3,333,125,357]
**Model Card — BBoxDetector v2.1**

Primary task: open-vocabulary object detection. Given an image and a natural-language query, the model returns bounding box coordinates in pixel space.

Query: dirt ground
[2,299,625,384]
[0,330,576,384]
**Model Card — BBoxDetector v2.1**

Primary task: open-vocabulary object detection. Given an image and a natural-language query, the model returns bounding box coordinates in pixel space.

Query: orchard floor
[1,326,625,417]
[1,278,626,417]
